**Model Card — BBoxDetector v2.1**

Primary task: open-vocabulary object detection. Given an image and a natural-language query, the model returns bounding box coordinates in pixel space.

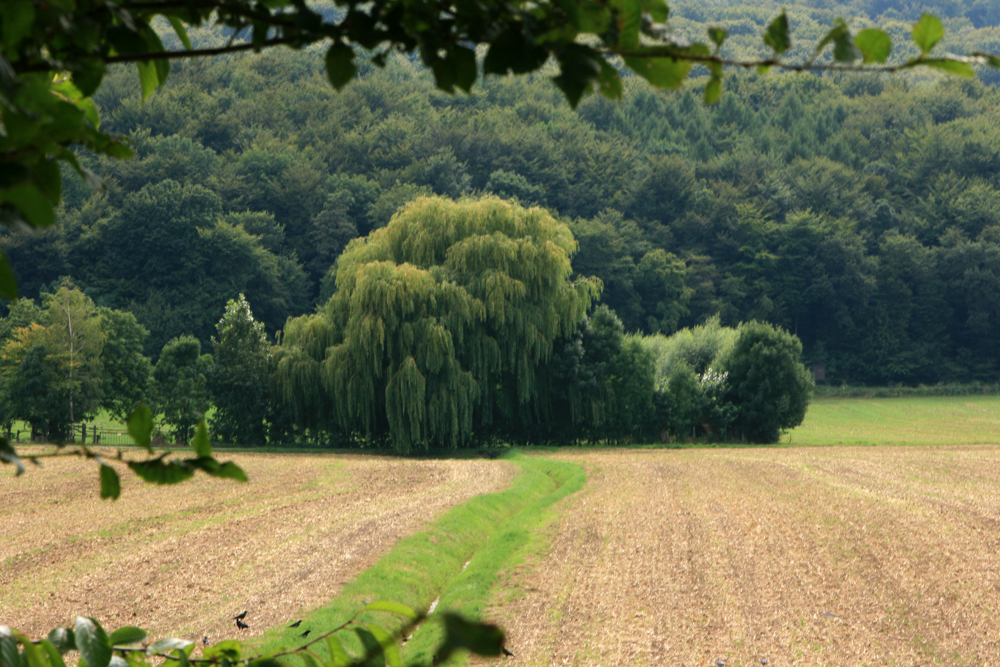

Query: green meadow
[788,395,1000,447]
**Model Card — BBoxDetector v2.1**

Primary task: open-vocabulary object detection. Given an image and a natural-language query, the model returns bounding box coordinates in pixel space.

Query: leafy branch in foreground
[0,403,247,499]
[1,0,998,285]
[0,603,505,667]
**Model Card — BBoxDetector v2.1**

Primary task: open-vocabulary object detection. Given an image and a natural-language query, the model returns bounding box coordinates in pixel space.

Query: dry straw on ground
[487,447,1000,667]
[1,450,514,643]
[9,445,1000,667]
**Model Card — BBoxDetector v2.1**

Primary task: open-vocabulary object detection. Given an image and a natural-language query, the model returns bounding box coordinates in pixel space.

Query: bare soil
[488,446,1000,667]
[0,450,514,644]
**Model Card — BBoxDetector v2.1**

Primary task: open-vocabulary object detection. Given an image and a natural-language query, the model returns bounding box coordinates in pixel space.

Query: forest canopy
[7,35,1000,386]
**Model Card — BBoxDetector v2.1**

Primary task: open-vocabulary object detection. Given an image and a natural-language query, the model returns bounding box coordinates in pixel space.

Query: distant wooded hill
[5,5,1000,385]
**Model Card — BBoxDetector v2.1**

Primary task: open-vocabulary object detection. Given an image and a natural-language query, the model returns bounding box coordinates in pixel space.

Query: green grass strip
[400,456,586,665]
[253,453,585,663]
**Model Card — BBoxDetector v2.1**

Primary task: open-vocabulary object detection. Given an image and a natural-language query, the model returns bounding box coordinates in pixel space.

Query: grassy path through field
[485,446,1000,667]
[252,455,586,666]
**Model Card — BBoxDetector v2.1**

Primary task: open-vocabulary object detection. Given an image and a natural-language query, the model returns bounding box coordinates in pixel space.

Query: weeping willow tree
[275,196,600,453]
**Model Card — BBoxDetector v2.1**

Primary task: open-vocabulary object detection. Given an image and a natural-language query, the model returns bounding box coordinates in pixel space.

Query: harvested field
[489,446,1000,667]
[0,450,514,643]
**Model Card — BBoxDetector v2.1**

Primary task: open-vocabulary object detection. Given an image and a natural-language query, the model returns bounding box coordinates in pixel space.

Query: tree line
[0,197,812,448]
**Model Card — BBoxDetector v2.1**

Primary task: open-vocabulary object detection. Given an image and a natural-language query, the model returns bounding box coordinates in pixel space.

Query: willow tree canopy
[275,196,600,452]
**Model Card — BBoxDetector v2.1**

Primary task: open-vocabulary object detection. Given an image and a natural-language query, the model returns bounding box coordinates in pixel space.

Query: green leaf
[925,58,976,78]
[912,13,944,55]
[247,659,282,667]
[166,16,192,50]
[324,636,350,667]
[139,25,169,88]
[708,27,728,51]
[30,158,61,207]
[325,42,357,90]
[46,629,75,655]
[552,43,608,108]
[646,0,669,23]
[0,1,34,56]
[364,601,419,620]
[145,639,193,658]
[214,461,248,482]
[854,28,892,64]
[72,59,105,98]
[810,19,854,64]
[1,184,55,228]
[612,0,643,49]
[13,632,45,667]
[128,459,195,485]
[623,55,692,90]
[109,628,146,647]
[99,465,121,500]
[763,11,791,55]
[0,437,23,475]
[76,98,101,130]
[483,29,548,75]
[0,636,18,667]
[136,61,158,100]
[577,1,611,33]
[191,420,211,457]
[353,629,383,667]
[451,46,477,93]
[126,403,153,453]
[364,625,399,667]
[439,614,504,657]
[199,641,239,662]
[596,59,623,101]
[75,617,112,667]
[39,641,66,667]
[704,75,722,105]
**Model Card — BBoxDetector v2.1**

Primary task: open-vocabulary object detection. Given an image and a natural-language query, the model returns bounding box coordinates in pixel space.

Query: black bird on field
[233,611,248,621]
[502,647,514,657]
[288,621,302,628]
[299,630,311,639]
[236,619,249,630]
[202,637,210,647]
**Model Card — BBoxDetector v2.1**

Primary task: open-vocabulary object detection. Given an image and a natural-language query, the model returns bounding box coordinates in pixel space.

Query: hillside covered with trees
[2,0,1000,447]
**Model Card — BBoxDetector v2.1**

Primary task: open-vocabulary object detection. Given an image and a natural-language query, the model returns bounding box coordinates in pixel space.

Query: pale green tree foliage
[0,287,104,439]
[276,196,600,452]
[44,286,105,428]
[209,294,271,445]
[152,335,212,444]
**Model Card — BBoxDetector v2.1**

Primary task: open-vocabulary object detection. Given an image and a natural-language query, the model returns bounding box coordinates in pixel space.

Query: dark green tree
[152,335,213,444]
[209,294,271,446]
[721,321,813,443]
[97,307,152,423]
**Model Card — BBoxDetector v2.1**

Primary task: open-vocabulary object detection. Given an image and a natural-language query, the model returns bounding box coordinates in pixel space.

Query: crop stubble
[489,447,1000,666]
[1,451,514,643]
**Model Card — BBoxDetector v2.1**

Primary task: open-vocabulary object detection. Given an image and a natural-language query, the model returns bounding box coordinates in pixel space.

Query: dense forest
[1,0,999,445]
